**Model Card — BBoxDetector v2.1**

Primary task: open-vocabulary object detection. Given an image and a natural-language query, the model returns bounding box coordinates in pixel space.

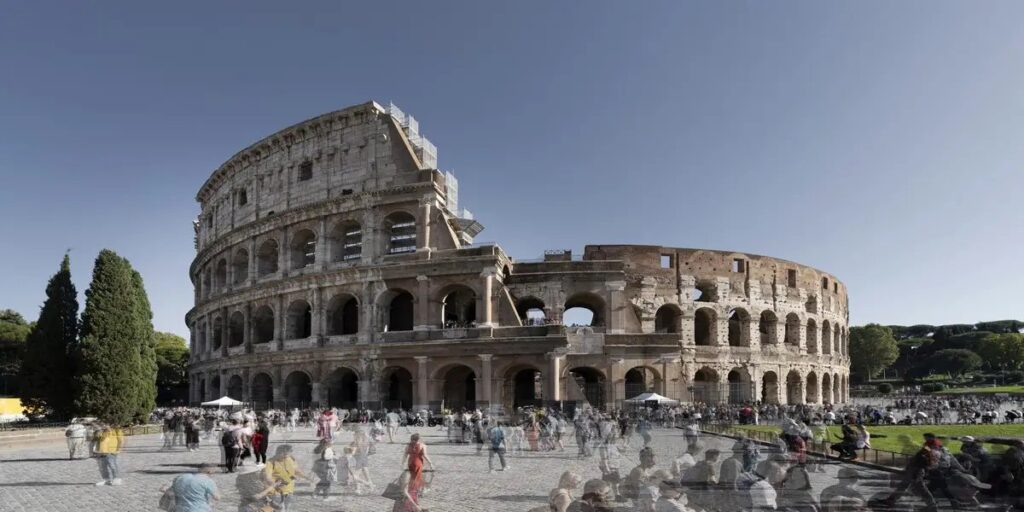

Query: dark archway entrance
[252,373,273,410]
[227,375,243,401]
[568,367,605,410]
[382,367,413,410]
[441,365,476,410]
[325,368,359,409]
[284,371,312,408]
[510,368,543,409]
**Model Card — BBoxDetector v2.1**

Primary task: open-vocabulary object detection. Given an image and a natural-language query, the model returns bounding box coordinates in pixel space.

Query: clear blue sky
[2,1,1022,339]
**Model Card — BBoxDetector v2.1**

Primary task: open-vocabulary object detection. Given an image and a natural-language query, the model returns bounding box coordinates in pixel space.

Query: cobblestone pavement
[0,426,895,512]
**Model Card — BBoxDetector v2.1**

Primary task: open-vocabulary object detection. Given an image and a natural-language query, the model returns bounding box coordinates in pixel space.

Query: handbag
[382,473,407,500]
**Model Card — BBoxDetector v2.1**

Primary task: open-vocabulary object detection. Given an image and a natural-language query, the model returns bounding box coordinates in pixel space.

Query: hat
[961,436,976,443]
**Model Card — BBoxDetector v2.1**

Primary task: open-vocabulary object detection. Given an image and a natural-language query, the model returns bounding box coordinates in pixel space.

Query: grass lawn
[722,424,1024,454]
[940,385,1024,394]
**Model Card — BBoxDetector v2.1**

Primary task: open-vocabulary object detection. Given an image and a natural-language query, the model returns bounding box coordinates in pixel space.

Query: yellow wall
[0,398,24,415]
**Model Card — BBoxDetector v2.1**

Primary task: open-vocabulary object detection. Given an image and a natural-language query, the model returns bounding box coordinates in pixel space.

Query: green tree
[926,349,982,377]
[933,324,975,342]
[0,310,32,396]
[975,320,1024,334]
[977,333,1024,371]
[154,332,189,404]
[849,324,899,381]
[19,255,79,419]
[74,250,155,425]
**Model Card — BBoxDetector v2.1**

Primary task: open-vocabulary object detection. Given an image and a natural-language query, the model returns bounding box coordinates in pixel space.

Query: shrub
[877,383,893,394]
[1005,371,1024,384]
[921,382,946,393]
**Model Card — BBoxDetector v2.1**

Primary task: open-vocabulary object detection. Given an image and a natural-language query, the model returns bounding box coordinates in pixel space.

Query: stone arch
[252,305,274,344]
[284,370,312,407]
[286,299,312,339]
[324,367,359,408]
[329,220,362,262]
[290,228,317,270]
[694,307,717,346]
[327,293,359,335]
[563,292,606,327]
[786,370,803,404]
[505,364,544,409]
[693,367,719,404]
[727,367,752,404]
[381,289,414,332]
[252,372,273,408]
[382,366,414,410]
[516,296,547,326]
[822,373,833,404]
[211,316,224,350]
[439,284,477,327]
[806,318,818,352]
[806,371,819,404]
[728,308,751,347]
[567,366,605,410]
[625,366,661,399]
[655,304,682,333]
[214,258,227,291]
[761,371,779,404]
[693,279,717,303]
[256,239,279,277]
[227,375,243,400]
[759,310,778,345]
[439,364,476,410]
[228,311,245,347]
[232,248,249,285]
[784,313,800,345]
[385,211,417,254]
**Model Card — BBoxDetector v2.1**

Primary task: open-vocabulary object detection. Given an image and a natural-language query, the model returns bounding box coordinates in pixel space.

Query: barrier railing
[701,423,911,469]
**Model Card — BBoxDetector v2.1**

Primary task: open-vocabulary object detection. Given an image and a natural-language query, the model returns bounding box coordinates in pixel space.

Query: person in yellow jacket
[93,423,125,486]
[262,444,312,511]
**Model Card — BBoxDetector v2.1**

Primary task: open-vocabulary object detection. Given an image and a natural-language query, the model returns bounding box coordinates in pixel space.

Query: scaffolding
[387,102,438,168]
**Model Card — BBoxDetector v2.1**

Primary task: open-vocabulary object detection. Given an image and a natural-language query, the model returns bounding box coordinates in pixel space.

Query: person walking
[93,423,124,486]
[389,470,423,512]
[487,422,508,472]
[401,433,434,497]
[64,419,88,460]
[252,419,269,466]
[221,419,242,473]
[312,438,338,501]
[163,462,220,512]
[262,444,311,511]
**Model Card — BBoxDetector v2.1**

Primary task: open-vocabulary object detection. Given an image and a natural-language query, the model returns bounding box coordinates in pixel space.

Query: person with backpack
[312,438,338,501]
[487,422,508,472]
[221,419,242,473]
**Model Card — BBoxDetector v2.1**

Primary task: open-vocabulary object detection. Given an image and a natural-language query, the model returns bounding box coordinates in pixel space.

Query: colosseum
[186,101,851,412]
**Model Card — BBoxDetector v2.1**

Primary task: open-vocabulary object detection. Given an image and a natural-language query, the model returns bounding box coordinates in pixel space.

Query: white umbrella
[200,396,244,408]
[624,392,679,404]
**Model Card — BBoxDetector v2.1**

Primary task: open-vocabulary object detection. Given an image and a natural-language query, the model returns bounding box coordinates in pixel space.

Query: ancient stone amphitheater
[186,101,850,411]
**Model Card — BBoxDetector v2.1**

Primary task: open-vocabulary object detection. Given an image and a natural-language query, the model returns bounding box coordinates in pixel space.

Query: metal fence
[701,423,911,469]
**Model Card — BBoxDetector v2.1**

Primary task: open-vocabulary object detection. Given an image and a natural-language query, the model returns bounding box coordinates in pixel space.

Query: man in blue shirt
[488,422,508,472]
[168,462,220,512]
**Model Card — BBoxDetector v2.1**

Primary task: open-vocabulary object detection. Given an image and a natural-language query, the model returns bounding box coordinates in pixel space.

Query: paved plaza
[0,426,895,512]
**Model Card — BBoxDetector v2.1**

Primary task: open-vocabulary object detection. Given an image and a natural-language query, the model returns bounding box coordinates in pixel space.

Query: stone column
[546,353,563,404]
[415,356,430,409]
[272,367,284,409]
[417,195,432,252]
[479,269,496,327]
[311,287,323,341]
[479,354,493,410]
[219,370,228,397]
[220,307,230,357]
[311,383,322,407]
[278,227,289,278]
[607,281,626,334]
[360,282,374,344]
[747,313,761,350]
[415,275,430,330]
[242,368,251,403]
[316,217,327,271]
[275,295,286,349]
[608,358,624,405]
[243,303,252,353]
[247,238,257,286]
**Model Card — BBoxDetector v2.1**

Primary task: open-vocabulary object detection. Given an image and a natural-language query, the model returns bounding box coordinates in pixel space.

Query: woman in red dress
[400,433,434,496]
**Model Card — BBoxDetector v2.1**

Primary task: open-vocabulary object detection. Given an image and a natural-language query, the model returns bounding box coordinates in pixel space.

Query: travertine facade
[186,101,850,411]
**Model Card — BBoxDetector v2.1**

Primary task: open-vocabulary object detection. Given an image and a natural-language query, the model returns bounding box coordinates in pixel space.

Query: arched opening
[441,286,476,328]
[286,300,312,339]
[211,316,223,350]
[625,367,655,399]
[228,311,245,348]
[822,373,833,404]
[214,259,227,292]
[563,293,605,327]
[807,319,819,354]
[834,326,841,355]
[252,373,273,409]
[256,239,279,277]
[819,320,831,355]
[327,294,359,335]
[728,368,752,404]
[232,249,248,285]
[694,308,716,346]
[382,367,413,410]
[252,306,274,344]
[693,280,717,303]
[761,371,779,404]
[284,371,312,407]
[655,304,681,333]
[567,367,605,410]
[290,229,317,270]
[210,375,221,400]
[385,290,414,332]
[784,313,800,345]
[759,310,778,345]
[833,373,841,403]
[325,368,359,409]
[329,221,362,262]
[516,297,547,326]
[509,367,543,409]
[786,371,803,404]
[806,372,819,404]
[693,368,719,404]
[385,212,417,254]
[227,375,243,400]
[728,308,751,347]
[441,365,476,410]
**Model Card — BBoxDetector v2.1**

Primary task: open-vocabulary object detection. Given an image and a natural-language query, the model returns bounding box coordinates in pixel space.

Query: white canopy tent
[624,392,679,404]
[200,396,243,408]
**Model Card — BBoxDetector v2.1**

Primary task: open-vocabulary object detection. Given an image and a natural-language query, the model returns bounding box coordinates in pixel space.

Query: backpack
[221,429,234,448]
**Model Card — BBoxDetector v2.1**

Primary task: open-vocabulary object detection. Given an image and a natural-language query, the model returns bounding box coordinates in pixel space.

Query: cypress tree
[20,254,79,419]
[75,250,152,425]
[130,269,157,422]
